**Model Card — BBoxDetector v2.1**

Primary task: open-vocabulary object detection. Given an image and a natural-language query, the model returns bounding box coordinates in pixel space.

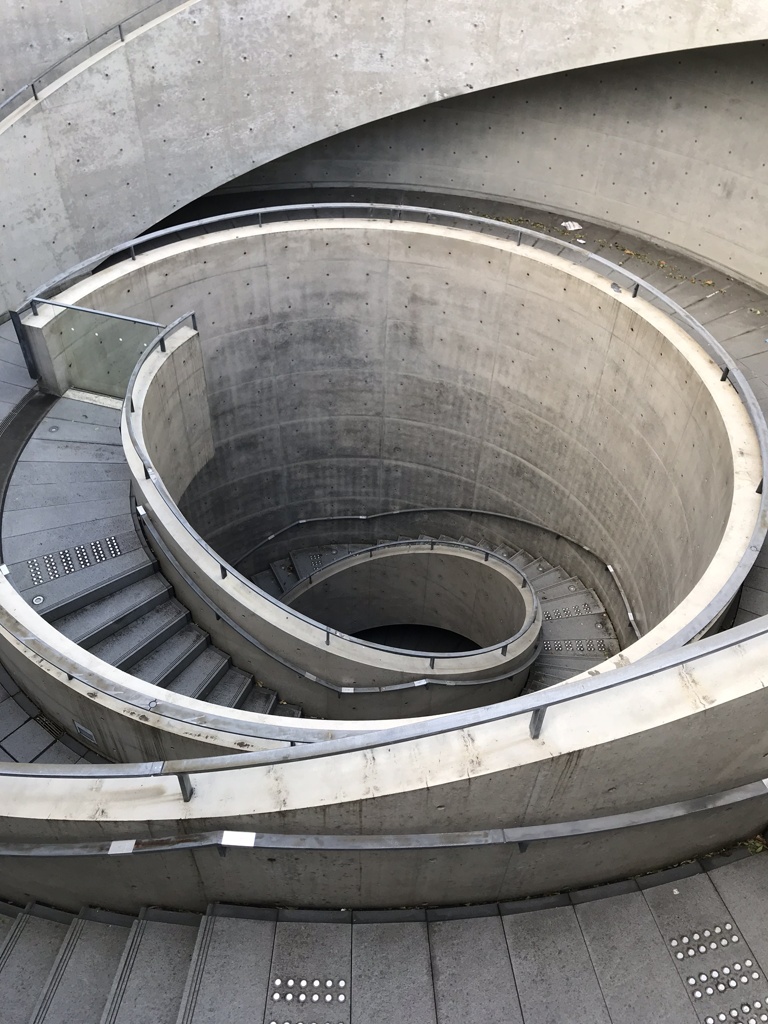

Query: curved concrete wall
[47,218,756,642]
[3,7,768,312]
[0,0,150,99]
[285,548,528,648]
[235,41,768,293]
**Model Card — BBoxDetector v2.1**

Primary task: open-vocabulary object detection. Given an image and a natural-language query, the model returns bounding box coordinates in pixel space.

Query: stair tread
[252,570,282,599]
[533,576,594,600]
[130,625,209,687]
[239,684,278,715]
[539,591,606,615]
[165,647,230,699]
[19,548,157,621]
[509,549,535,569]
[90,600,190,670]
[541,611,617,642]
[54,575,172,647]
[269,558,299,592]
[100,918,198,1024]
[0,913,70,1023]
[29,917,130,1024]
[272,702,303,718]
[206,667,253,708]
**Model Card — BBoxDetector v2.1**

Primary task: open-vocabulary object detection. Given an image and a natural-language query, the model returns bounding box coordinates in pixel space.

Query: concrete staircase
[0,848,766,1024]
[0,397,303,730]
[252,535,620,691]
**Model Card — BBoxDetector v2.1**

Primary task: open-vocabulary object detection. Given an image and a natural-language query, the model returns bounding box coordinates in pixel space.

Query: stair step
[130,625,209,687]
[528,566,569,591]
[539,591,605,615]
[541,611,616,642]
[509,549,535,569]
[0,907,71,1024]
[206,667,253,708]
[40,549,158,622]
[536,648,611,667]
[28,913,131,1024]
[290,545,350,581]
[99,912,199,1024]
[272,702,303,718]
[252,569,282,599]
[269,558,299,592]
[165,647,231,700]
[53,576,172,648]
[526,664,583,690]
[90,600,190,671]
[533,576,594,600]
[175,908,276,1024]
[239,684,279,715]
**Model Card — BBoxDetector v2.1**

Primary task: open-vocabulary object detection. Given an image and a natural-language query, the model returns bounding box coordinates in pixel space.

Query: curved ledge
[0,777,764,911]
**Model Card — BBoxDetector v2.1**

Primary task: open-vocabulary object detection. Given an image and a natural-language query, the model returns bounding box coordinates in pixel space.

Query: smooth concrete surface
[100,219,763,657]
[233,40,768,296]
[4,8,768,313]
[0,0,151,100]
[285,547,529,647]
[0,791,765,908]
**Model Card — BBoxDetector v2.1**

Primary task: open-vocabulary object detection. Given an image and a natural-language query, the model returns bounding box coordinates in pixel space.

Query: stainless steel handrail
[0,0,192,120]
[1,203,763,797]
[127,333,540,668]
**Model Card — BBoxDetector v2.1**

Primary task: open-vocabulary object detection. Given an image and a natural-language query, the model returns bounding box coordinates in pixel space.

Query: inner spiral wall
[168,222,740,636]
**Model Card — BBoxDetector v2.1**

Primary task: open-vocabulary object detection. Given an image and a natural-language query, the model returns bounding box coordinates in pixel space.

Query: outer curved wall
[236,41,768,291]
[0,0,149,99]
[35,219,754,638]
[3,7,768,311]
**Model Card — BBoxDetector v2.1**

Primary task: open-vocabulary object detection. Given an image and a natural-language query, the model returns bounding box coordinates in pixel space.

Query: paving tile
[576,890,698,1024]
[502,905,611,1024]
[2,719,55,760]
[429,911,522,1024]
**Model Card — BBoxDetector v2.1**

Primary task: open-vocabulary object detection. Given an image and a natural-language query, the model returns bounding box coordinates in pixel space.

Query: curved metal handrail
[0,616,766,797]
[231,503,642,639]
[4,203,765,793]
[0,0,194,121]
[128,339,541,668]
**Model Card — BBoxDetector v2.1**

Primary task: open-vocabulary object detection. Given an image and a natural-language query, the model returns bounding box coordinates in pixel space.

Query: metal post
[529,707,546,739]
[177,773,193,802]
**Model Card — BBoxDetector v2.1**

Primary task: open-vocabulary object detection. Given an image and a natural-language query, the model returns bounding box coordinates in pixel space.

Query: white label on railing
[108,839,136,855]
[221,830,257,847]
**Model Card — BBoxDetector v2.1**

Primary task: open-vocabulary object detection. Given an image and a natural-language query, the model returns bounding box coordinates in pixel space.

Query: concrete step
[533,576,594,601]
[290,545,350,581]
[165,647,231,700]
[0,905,72,1024]
[528,565,570,591]
[99,910,199,1024]
[238,683,279,715]
[175,907,275,1024]
[272,702,303,718]
[130,625,209,688]
[541,610,617,642]
[269,558,299,592]
[28,911,132,1024]
[32,548,158,622]
[252,569,282,599]
[53,575,173,648]
[538,591,606,615]
[509,549,535,570]
[205,667,253,708]
[89,600,191,672]
[526,663,584,690]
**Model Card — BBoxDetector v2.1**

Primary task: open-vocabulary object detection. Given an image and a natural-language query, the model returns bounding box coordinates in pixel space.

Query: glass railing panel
[32,300,163,399]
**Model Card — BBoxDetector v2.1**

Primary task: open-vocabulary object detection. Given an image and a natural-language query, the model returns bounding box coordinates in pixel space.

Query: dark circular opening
[353,623,481,653]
